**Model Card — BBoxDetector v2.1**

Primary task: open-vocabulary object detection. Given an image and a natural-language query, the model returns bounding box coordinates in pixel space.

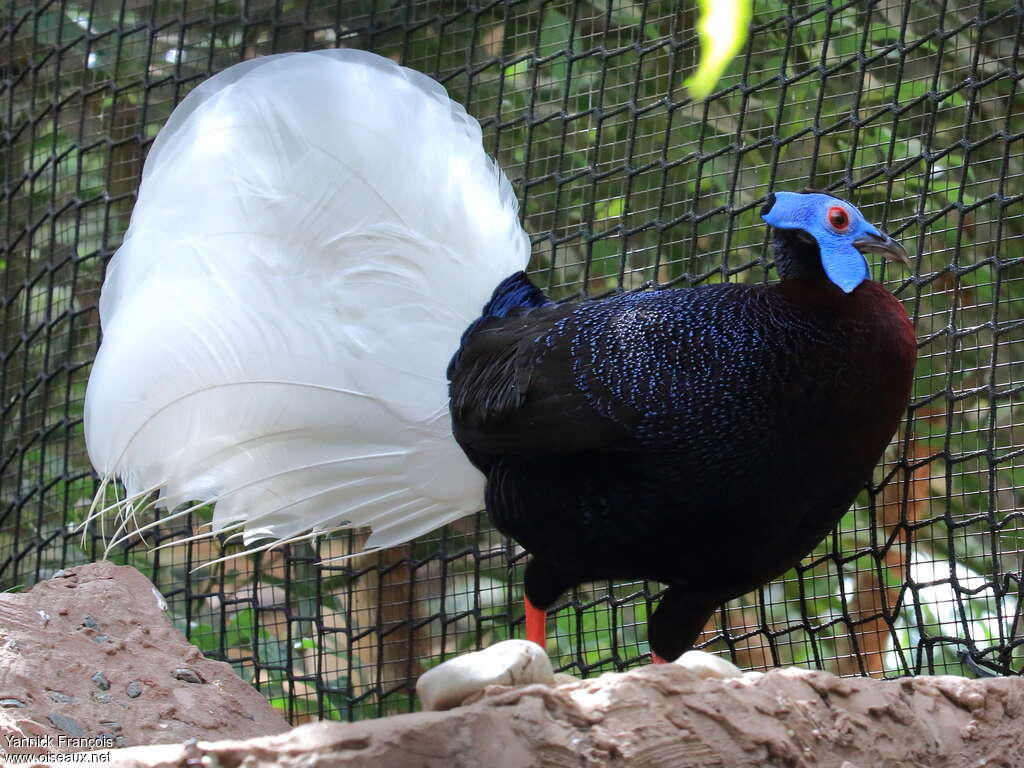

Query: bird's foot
[524,594,547,650]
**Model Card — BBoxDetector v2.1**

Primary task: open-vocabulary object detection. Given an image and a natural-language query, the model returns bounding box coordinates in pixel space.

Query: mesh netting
[2,0,1023,723]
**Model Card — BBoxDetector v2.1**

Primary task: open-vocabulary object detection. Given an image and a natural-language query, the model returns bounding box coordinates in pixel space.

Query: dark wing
[449,301,637,460]
[448,283,781,464]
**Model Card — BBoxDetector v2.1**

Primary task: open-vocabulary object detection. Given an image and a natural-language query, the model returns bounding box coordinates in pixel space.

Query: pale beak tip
[886,247,912,270]
[854,233,912,270]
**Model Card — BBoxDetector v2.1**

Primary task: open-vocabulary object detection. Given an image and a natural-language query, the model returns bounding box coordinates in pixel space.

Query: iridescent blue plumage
[448,190,917,661]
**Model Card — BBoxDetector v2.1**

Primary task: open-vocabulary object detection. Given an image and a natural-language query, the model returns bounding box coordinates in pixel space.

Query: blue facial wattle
[761,191,878,293]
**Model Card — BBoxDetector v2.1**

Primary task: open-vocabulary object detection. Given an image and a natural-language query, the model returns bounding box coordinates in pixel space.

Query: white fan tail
[84,50,529,551]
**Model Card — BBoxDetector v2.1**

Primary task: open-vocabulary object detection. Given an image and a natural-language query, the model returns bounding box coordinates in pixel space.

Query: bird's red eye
[827,206,850,231]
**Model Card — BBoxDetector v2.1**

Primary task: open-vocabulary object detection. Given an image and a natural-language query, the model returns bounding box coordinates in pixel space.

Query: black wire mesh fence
[2,0,1023,724]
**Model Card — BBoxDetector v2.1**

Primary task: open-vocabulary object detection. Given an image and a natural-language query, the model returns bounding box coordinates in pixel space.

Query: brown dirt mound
[0,561,288,759]
[77,660,1024,768]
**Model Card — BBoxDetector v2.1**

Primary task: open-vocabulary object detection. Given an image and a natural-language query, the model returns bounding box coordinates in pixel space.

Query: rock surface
[61,663,1024,768]
[416,639,554,710]
[0,562,289,759]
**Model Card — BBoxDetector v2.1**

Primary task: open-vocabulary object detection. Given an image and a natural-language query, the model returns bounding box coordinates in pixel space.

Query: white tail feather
[84,49,528,553]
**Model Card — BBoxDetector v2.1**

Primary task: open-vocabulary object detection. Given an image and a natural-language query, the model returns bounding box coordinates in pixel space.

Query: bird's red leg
[524,594,547,649]
[650,652,668,664]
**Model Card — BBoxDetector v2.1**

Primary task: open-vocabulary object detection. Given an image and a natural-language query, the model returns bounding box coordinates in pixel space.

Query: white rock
[672,650,743,679]
[416,639,555,711]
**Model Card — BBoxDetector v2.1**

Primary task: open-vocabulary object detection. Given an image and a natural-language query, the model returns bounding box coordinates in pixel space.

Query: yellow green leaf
[685,0,753,100]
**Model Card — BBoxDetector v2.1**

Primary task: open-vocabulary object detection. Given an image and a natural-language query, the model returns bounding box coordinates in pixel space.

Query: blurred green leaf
[686,0,753,99]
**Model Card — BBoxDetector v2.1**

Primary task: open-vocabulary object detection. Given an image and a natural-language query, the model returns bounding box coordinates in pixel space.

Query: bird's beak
[853,231,911,268]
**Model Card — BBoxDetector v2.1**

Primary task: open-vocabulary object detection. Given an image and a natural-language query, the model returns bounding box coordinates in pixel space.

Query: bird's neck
[771,229,830,285]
